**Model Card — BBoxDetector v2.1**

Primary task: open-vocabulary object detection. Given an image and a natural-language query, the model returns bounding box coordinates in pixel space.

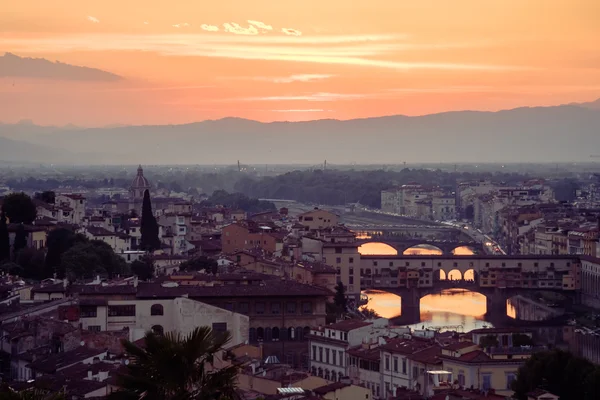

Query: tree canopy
[131,255,155,280]
[180,256,218,274]
[511,349,600,400]
[1,193,37,224]
[61,240,127,280]
[33,191,55,204]
[109,326,240,400]
[140,190,161,252]
[201,190,275,213]
[45,228,88,279]
[12,224,28,259]
[333,282,347,315]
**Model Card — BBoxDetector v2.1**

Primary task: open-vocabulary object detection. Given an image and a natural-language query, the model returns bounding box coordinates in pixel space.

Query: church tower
[129,165,151,200]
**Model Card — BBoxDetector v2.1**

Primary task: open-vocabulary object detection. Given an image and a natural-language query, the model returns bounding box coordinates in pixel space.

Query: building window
[482,373,492,390]
[506,373,516,389]
[239,302,249,314]
[212,322,227,334]
[88,325,101,332]
[302,302,312,314]
[393,357,398,372]
[349,267,354,275]
[152,325,164,335]
[319,347,323,362]
[373,261,378,266]
[335,247,342,254]
[458,370,465,386]
[326,349,330,364]
[271,302,281,314]
[312,345,317,360]
[385,355,390,371]
[336,257,341,264]
[332,350,337,365]
[80,306,97,318]
[402,358,407,374]
[108,305,135,317]
[349,257,354,263]
[339,350,344,366]
[255,302,265,314]
[349,276,354,284]
[150,304,164,316]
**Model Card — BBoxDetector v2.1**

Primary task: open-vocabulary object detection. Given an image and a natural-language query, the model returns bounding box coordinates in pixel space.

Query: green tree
[1,193,37,224]
[0,213,9,263]
[0,262,23,277]
[479,335,499,349]
[140,190,161,252]
[33,191,56,204]
[131,256,155,280]
[511,349,600,400]
[61,240,127,280]
[512,333,534,347]
[12,225,28,260]
[108,327,240,400]
[180,256,218,274]
[16,248,46,280]
[45,228,87,278]
[333,282,347,315]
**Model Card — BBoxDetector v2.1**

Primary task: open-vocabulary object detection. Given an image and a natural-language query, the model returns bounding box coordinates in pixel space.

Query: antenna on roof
[237,160,241,172]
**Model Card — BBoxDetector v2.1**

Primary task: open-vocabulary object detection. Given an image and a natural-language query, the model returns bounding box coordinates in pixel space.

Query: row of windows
[80,304,165,318]
[312,346,345,367]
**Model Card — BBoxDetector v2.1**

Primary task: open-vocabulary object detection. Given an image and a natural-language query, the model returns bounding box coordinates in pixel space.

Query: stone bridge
[357,238,485,255]
[369,283,575,326]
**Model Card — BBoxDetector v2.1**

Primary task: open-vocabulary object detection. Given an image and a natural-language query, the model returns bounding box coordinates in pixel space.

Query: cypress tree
[140,190,161,252]
[0,213,9,262]
[12,224,28,261]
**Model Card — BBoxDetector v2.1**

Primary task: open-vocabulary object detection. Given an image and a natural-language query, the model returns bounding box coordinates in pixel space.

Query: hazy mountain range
[1,99,599,165]
[0,53,122,81]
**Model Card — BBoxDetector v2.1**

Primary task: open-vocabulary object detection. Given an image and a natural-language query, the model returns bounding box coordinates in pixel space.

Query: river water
[358,242,492,332]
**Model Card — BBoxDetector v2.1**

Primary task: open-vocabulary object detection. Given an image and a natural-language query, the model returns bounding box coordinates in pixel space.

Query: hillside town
[0,165,598,399]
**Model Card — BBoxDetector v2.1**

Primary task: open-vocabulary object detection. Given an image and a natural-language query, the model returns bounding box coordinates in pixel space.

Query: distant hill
[0,52,122,81]
[0,136,72,163]
[0,101,599,165]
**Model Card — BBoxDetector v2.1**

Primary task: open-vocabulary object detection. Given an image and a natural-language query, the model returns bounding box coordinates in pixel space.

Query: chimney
[63,279,68,289]
[87,370,92,379]
[133,276,138,288]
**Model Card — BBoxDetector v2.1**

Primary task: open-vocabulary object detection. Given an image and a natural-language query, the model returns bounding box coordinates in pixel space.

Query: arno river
[358,242,521,332]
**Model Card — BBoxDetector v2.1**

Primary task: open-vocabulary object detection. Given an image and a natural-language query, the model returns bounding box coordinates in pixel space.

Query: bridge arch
[403,244,443,256]
[451,246,478,256]
[358,242,398,255]
[446,269,462,280]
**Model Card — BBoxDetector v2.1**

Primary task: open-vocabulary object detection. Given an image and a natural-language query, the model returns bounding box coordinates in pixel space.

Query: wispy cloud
[247,20,273,32]
[182,23,190,27]
[223,23,259,36]
[201,24,219,32]
[245,92,369,102]
[281,28,302,36]
[0,34,529,72]
[172,24,180,28]
[257,74,335,83]
[270,109,332,112]
[87,16,100,24]
[143,21,149,25]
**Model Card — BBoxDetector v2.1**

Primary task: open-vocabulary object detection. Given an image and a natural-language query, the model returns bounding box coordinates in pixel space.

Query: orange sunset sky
[0,0,599,126]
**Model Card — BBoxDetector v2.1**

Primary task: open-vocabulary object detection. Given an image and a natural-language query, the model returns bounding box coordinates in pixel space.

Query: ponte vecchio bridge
[358,254,580,325]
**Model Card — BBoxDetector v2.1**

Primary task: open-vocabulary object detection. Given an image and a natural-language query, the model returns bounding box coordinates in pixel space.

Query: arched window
[272,327,280,341]
[152,325,164,335]
[265,327,272,342]
[324,370,331,381]
[257,327,264,341]
[150,304,164,316]
[249,328,256,342]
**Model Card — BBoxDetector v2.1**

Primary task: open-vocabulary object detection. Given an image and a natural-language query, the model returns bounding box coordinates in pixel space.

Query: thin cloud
[0,34,529,72]
[87,16,100,24]
[257,74,335,83]
[245,92,369,102]
[247,20,273,32]
[143,21,149,25]
[223,23,259,36]
[172,24,180,28]
[182,23,190,27]
[281,28,302,36]
[201,24,219,32]
[270,109,331,112]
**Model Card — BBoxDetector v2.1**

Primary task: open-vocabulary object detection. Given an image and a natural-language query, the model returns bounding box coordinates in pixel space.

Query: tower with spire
[129,165,151,200]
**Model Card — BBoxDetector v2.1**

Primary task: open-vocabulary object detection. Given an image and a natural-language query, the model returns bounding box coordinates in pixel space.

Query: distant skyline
[1,0,599,126]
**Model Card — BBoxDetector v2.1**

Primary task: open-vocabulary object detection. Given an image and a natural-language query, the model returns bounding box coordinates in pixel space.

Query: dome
[130,165,150,189]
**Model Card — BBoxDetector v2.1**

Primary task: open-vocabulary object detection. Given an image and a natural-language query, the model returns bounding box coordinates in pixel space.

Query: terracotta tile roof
[381,338,433,355]
[347,345,381,361]
[28,347,107,374]
[443,341,476,351]
[408,344,443,365]
[313,382,351,395]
